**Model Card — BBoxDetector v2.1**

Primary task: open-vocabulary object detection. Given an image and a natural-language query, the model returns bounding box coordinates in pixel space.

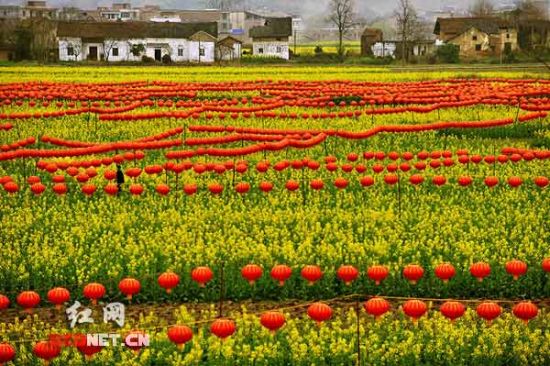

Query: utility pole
[294,30,297,55]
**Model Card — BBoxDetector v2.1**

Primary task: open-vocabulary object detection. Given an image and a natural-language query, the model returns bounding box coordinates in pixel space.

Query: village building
[361,28,383,56]
[57,21,219,63]
[216,36,242,61]
[434,17,518,57]
[249,17,293,60]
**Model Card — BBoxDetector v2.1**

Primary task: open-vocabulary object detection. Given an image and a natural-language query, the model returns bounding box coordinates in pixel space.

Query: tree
[66,41,81,61]
[103,39,117,62]
[394,0,418,63]
[469,0,495,17]
[328,0,356,59]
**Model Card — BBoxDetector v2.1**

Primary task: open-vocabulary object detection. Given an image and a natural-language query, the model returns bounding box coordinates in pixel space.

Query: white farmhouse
[216,36,242,61]
[249,17,292,60]
[57,21,219,63]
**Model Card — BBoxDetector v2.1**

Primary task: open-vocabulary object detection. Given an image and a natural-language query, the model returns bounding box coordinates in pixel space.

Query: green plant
[436,44,460,64]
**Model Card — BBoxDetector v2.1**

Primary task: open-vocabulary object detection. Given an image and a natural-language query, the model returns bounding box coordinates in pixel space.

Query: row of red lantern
[3,259,549,313]
[0,294,541,365]
[0,122,13,130]
[0,136,36,152]
[2,175,548,196]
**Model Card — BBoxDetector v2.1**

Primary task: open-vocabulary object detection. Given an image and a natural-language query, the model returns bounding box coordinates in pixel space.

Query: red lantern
[402,299,427,322]
[156,184,170,196]
[30,183,46,195]
[533,176,549,188]
[47,287,70,310]
[0,294,9,310]
[337,265,359,285]
[241,264,262,285]
[440,301,465,323]
[81,184,96,196]
[16,291,40,313]
[476,301,501,324]
[167,325,193,349]
[158,272,180,294]
[124,330,147,353]
[259,181,273,193]
[432,175,446,186]
[360,176,375,187]
[484,176,499,188]
[83,283,106,305]
[367,265,389,285]
[458,176,473,187]
[270,265,292,286]
[307,302,332,325]
[301,265,323,285]
[183,183,197,195]
[0,343,15,365]
[543,258,550,273]
[403,264,424,285]
[27,176,41,185]
[470,262,491,282]
[507,176,522,188]
[53,183,68,195]
[384,174,398,185]
[505,259,527,280]
[118,278,141,300]
[512,301,538,324]
[285,179,299,191]
[364,297,390,320]
[210,318,236,339]
[3,182,18,194]
[104,184,118,196]
[235,182,250,194]
[129,184,144,196]
[74,334,103,359]
[409,174,424,186]
[310,179,324,190]
[191,266,214,287]
[208,183,223,195]
[33,341,61,364]
[334,177,348,190]
[260,311,286,333]
[434,263,456,283]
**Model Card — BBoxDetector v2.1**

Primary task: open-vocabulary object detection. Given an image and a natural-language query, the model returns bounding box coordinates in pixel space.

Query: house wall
[58,37,83,61]
[252,41,289,59]
[217,43,241,60]
[494,29,518,54]
[448,28,491,57]
[372,42,396,58]
[189,40,215,63]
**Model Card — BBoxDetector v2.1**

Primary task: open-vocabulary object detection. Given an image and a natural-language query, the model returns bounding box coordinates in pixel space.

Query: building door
[89,46,98,60]
[154,49,161,61]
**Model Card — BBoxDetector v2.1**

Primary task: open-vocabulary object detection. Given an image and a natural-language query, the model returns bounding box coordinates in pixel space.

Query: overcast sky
[0,0,511,17]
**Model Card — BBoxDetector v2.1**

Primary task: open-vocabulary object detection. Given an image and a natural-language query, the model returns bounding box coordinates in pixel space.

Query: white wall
[252,41,289,60]
[372,42,396,58]
[217,43,241,60]
[189,41,215,63]
[58,37,83,61]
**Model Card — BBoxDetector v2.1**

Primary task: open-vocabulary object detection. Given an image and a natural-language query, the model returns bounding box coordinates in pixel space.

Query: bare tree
[394,0,418,63]
[103,39,117,62]
[469,0,495,17]
[66,41,81,61]
[328,0,356,58]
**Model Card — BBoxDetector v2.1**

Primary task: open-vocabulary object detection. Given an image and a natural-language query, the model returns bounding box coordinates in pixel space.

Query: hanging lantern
[432,175,446,186]
[33,341,61,365]
[83,283,106,305]
[156,184,170,196]
[440,301,465,323]
[533,176,549,188]
[337,265,359,285]
[507,176,522,188]
[364,297,390,320]
[0,294,10,310]
[403,264,424,285]
[434,263,456,283]
[367,265,389,285]
[260,311,286,333]
[285,180,299,191]
[307,302,332,325]
[409,174,424,186]
[270,265,292,286]
[484,176,499,188]
[259,181,273,193]
[241,264,263,285]
[183,184,198,196]
[167,325,193,349]
[458,176,473,187]
[402,299,427,322]
[46,287,70,310]
[118,278,141,301]
[81,184,96,196]
[310,179,324,191]
[301,265,323,285]
[0,343,15,365]
[210,318,236,340]
[235,182,250,194]
[103,184,118,196]
[74,333,103,360]
[191,266,214,287]
[384,174,398,185]
[53,183,68,195]
[30,183,46,195]
[16,291,40,313]
[512,301,538,324]
[158,272,180,294]
[505,259,527,280]
[470,262,491,282]
[543,258,550,273]
[476,302,502,325]
[334,177,348,190]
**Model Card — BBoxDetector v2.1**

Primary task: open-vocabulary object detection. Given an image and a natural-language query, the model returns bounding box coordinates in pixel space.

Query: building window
[178,48,184,56]
[475,44,482,51]
[506,33,510,39]
[472,35,477,41]
[199,47,205,56]
[67,46,74,56]
[258,47,264,54]
[276,46,282,53]
[112,48,119,56]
